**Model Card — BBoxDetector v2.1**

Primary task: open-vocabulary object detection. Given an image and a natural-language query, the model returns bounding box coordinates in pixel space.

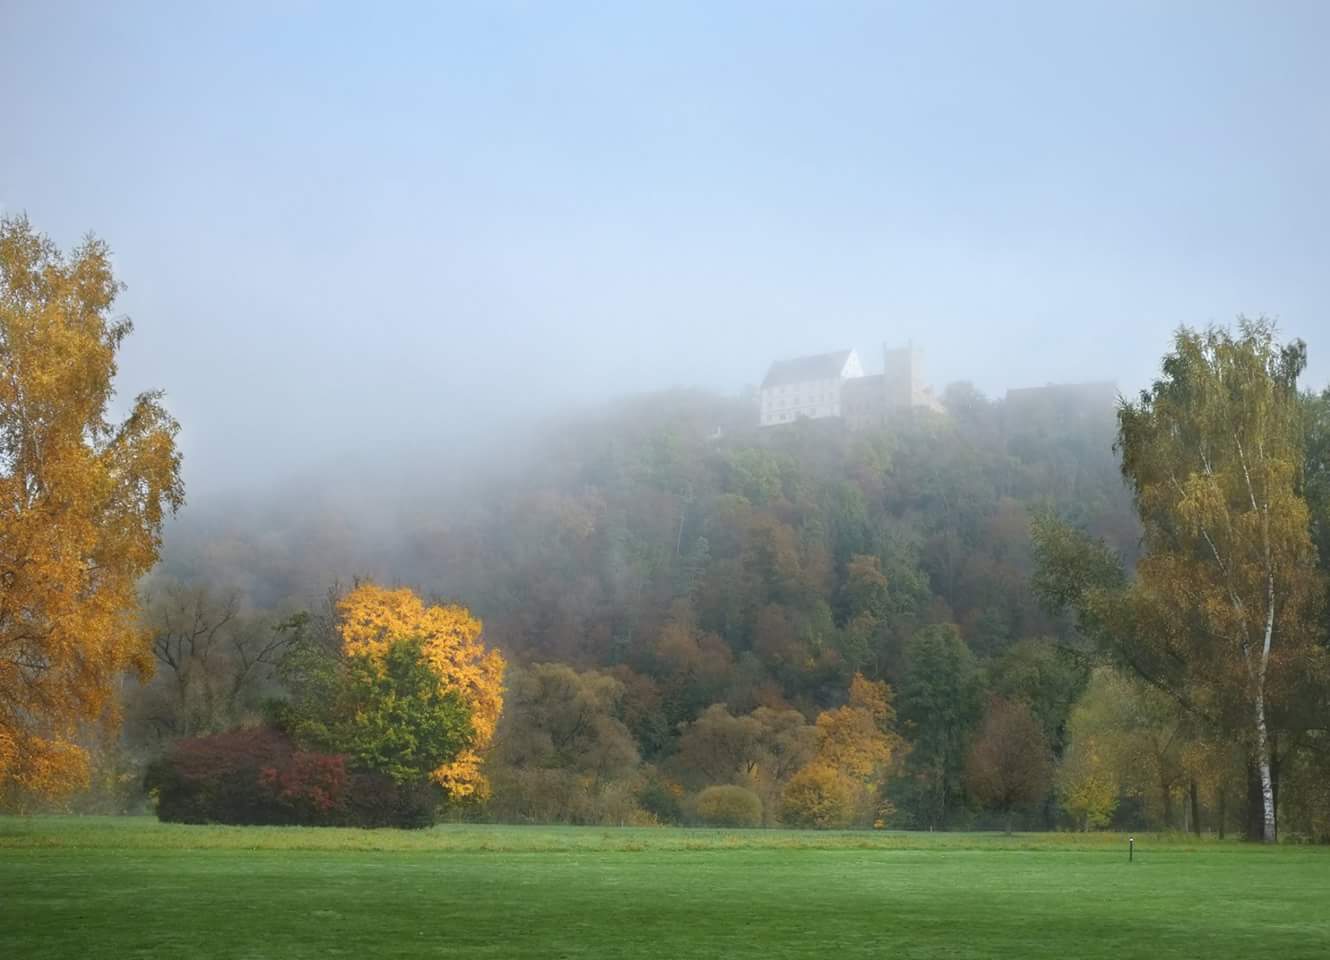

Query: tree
[781,762,858,828]
[132,581,291,743]
[896,624,981,828]
[749,706,821,787]
[0,216,183,804]
[494,663,639,781]
[1055,733,1118,831]
[965,697,1053,833]
[813,674,902,782]
[837,554,906,677]
[784,674,903,827]
[1054,668,1124,831]
[1303,388,1330,634]
[485,662,645,824]
[1054,667,1217,832]
[674,704,763,787]
[988,637,1089,756]
[1302,388,1330,572]
[672,701,820,823]
[843,554,891,623]
[486,662,647,825]
[1116,319,1325,841]
[295,584,506,799]
[286,637,475,786]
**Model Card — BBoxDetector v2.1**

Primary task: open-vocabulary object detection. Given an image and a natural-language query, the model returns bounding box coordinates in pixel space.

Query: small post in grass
[1129,837,1134,862]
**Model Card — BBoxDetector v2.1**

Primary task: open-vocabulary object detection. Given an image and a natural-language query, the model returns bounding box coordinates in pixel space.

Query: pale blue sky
[2,1,1327,491]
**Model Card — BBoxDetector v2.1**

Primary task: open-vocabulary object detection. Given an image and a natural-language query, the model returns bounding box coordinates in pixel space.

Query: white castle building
[758,349,864,427]
[759,344,942,429]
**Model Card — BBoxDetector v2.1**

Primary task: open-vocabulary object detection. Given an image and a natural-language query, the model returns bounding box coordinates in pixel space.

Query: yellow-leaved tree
[336,584,505,798]
[0,216,183,805]
[782,674,903,827]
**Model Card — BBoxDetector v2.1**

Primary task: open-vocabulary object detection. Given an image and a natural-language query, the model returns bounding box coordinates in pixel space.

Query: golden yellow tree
[336,584,505,798]
[0,216,183,803]
[814,674,902,780]
[783,674,903,827]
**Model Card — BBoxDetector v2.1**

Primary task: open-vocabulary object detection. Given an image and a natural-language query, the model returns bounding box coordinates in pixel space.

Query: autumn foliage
[964,697,1053,832]
[782,675,903,828]
[781,764,859,828]
[146,728,436,828]
[694,784,763,827]
[144,585,504,827]
[146,729,342,825]
[334,584,506,798]
[0,216,183,804]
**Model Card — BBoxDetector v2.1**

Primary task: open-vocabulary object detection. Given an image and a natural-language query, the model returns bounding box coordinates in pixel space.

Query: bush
[694,785,763,827]
[338,772,440,829]
[781,764,857,828]
[145,727,437,828]
[146,728,301,825]
[485,767,655,826]
[637,771,685,824]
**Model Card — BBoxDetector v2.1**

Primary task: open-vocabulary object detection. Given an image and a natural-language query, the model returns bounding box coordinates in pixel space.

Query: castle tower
[882,343,922,409]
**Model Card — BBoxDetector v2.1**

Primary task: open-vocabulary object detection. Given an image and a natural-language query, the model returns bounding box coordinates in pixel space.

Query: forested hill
[124,340,1330,837]
[159,382,1136,718]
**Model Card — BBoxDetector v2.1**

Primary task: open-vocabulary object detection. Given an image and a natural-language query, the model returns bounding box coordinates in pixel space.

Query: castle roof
[761,349,856,389]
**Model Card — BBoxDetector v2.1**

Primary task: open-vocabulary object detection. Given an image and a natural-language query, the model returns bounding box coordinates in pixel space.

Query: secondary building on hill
[1004,380,1118,411]
[1003,381,1118,427]
[760,344,942,429]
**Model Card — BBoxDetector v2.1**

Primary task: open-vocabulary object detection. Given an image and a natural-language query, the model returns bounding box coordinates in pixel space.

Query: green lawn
[2,818,1327,959]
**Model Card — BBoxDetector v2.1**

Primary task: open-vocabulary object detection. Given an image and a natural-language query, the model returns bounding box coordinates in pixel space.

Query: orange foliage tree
[783,674,904,827]
[0,216,183,804]
[336,584,505,798]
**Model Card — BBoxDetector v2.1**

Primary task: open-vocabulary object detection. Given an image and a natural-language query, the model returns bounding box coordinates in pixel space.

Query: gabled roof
[761,349,856,389]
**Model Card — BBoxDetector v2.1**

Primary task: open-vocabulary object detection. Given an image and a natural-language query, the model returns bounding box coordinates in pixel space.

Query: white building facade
[759,349,864,427]
[761,344,942,429]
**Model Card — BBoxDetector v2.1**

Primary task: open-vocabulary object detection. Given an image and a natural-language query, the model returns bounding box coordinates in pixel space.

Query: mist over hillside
[155,379,1135,655]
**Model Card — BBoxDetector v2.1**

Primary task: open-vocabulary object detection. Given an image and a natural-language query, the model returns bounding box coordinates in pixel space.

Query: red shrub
[147,728,348,826]
[259,751,348,815]
[145,727,436,827]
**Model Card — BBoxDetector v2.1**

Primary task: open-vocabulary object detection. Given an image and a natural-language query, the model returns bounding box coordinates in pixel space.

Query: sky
[2,1,1328,495]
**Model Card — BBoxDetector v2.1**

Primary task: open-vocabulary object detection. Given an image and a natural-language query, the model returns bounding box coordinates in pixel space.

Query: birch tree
[0,216,183,803]
[1116,319,1324,842]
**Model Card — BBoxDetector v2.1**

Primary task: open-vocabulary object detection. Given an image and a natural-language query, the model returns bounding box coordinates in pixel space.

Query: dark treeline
[85,355,1330,837]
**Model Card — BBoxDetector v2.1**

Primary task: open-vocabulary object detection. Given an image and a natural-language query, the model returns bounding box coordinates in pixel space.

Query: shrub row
[144,728,437,828]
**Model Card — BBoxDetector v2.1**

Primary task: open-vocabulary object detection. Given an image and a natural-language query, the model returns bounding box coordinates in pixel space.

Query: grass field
[3,818,1328,959]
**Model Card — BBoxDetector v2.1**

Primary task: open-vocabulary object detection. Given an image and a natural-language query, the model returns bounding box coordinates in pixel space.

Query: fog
[3,2,1328,499]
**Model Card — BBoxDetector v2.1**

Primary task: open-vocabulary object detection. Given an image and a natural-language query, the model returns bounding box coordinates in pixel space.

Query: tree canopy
[0,216,183,805]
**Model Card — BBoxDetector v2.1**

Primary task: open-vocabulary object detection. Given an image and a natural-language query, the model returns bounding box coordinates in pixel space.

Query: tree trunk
[1161,780,1174,830]
[1270,739,1281,841]
[1245,763,1264,841]
[1005,809,1014,835]
[1189,780,1201,837]
[1253,686,1277,843]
